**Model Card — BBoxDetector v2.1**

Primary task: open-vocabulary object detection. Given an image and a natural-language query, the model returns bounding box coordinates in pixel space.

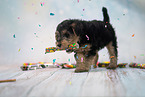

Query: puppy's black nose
[57,44,61,47]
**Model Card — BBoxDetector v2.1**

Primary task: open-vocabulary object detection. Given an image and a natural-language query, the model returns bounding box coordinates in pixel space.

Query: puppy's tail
[102,7,110,23]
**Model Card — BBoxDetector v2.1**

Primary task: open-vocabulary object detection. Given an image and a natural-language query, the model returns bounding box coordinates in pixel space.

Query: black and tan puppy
[55,7,118,72]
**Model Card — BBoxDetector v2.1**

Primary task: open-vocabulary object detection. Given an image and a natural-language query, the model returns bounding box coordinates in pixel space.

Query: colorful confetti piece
[140,54,144,56]
[134,56,136,59]
[81,57,83,62]
[86,35,89,40]
[31,48,33,50]
[77,0,79,3]
[69,81,72,85]
[53,59,56,63]
[18,49,21,52]
[83,9,85,11]
[17,17,20,19]
[68,59,70,62]
[105,25,107,28]
[40,2,44,6]
[50,13,55,16]
[76,56,78,59]
[82,45,88,48]
[132,34,135,37]
[110,56,114,58]
[13,34,16,38]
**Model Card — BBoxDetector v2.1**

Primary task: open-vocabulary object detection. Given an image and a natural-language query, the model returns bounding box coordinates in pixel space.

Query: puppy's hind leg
[106,42,117,69]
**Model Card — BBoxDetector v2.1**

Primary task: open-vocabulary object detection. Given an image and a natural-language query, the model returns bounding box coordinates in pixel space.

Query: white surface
[0,65,145,97]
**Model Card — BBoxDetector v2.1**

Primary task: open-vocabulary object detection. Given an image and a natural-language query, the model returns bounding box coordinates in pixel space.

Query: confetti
[69,81,71,85]
[39,25,41,27]
[50,13,55,16]
[53,59,56,63]
[132,34,135,37]
[77,0,79,3]
[110,56,114,58]
[82,45,88,48]
[31,48,33,50]
[18,49,21,52]
[40,2,44,6]
[76,56,78,59]
[140,54,144,56]
[17,17,20,19]
[83,9,85,11]
[86,35,89,40]
[68,59,70,62]
[105,25,107,28]
[134,56,136,59]
[81,57,83,62]
[13,34,16,38]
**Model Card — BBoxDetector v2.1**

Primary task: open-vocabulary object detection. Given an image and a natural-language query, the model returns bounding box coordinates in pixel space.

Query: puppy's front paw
[75,68,89,73]
[106,64,117,69]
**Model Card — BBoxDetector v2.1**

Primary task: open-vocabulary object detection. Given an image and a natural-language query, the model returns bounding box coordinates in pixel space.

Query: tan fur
[106,42,117,69]
[74,45,98,72]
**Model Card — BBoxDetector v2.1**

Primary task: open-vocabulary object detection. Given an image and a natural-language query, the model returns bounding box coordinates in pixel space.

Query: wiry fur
[55,7,118,72]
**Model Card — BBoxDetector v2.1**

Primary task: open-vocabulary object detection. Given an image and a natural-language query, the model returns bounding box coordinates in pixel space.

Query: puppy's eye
[64,33,70,38]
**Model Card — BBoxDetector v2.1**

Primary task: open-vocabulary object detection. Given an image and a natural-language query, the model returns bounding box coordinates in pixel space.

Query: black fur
[56,7,118,58]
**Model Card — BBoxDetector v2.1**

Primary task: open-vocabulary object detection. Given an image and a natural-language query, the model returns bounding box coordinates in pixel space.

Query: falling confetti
[134,56,136,59]
[105,25,107,28]
[83,9,85,11]
[81,57,83,62]
[31,48,33,50]
[40,2,45,6]
[50,13,55,16]
[69,81,72,85]
[18,49,21,52]
[39,25,41,27]
[53,59,56,63]
[13,34,16,38]
[77,0,79,3]
[110,56,114,58]
[76,56,78,59]
[68,59,70,62]
[81,14,84,16]
[140,54,144,56]
[86,35,89,40]
[17,17,20,19]
[132,34,135,37]
[82,45,88,48]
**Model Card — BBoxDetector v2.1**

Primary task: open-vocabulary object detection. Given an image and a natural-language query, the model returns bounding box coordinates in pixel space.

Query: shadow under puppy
[55,7,118,72]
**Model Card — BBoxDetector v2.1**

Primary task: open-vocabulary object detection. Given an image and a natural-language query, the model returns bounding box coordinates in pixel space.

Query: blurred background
[0,0,145,66]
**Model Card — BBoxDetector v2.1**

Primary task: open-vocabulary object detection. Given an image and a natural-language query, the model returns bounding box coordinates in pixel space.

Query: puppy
[55,7,118,72]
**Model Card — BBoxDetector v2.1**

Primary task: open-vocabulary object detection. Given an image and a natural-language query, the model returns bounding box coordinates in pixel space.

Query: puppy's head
[55,20,79,49]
